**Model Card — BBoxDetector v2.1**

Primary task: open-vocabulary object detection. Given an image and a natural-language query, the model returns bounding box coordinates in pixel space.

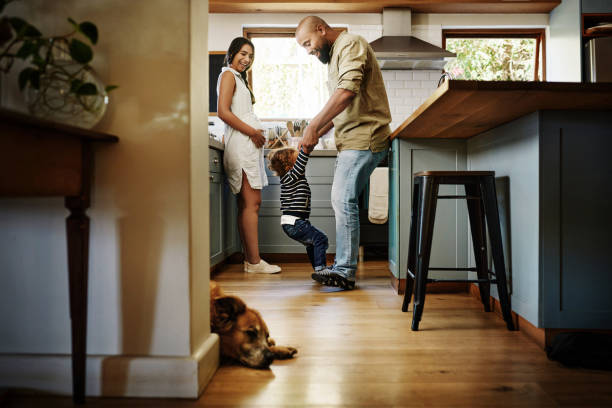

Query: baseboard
[389,271,469,295]
[468,284,544,349]
[0,333,219,398]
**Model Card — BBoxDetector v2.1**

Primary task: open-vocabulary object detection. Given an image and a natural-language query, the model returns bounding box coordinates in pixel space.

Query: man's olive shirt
[327,30,392,152]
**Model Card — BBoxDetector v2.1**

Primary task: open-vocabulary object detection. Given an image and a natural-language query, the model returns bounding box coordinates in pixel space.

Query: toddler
[267,147,329,274]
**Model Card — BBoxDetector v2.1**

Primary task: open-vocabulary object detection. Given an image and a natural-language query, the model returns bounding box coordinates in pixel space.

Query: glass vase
[25,61,108,129]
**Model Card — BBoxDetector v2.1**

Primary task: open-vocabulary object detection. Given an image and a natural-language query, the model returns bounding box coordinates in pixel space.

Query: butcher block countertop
[390,80,612,140]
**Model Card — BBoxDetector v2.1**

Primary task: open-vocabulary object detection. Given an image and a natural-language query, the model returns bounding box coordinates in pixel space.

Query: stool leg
[481,176,515,331]
[465,183,491,312]
[412,177,439,331]
[402,180,421,312]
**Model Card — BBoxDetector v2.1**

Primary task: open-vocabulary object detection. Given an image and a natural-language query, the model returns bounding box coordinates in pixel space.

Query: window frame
[242,27,346,120]
[442,28,546,81]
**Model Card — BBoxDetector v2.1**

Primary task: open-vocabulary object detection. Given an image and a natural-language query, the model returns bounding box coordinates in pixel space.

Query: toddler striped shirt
[280,149,311,219]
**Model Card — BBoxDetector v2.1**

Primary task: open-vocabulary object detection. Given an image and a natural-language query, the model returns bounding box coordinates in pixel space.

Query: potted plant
[0,0,117,128]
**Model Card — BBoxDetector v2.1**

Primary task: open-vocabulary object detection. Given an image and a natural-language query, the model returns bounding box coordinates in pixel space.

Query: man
[295,16,391,290]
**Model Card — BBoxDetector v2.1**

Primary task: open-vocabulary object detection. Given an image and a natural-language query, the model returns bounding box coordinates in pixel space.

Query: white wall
[547,0,582,81]
[0,0,192,357]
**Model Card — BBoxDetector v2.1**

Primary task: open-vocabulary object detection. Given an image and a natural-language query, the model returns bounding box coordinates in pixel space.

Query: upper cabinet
[209,0,560,14]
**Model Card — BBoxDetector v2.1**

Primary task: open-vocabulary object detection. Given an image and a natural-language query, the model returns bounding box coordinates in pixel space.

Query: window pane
[251,37,329,119]
[445,38,537,81]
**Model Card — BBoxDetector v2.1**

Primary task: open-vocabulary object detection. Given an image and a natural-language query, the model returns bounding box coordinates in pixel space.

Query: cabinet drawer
[209,172,223,184]
[209,148,223,173]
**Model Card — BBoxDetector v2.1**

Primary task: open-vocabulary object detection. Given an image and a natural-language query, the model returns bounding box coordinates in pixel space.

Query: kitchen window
[442,29,546,81]
[244,27,345,119]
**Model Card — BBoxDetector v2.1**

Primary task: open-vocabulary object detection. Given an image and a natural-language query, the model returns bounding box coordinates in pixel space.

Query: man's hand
[300,124,318,153]
[250,129,266,149]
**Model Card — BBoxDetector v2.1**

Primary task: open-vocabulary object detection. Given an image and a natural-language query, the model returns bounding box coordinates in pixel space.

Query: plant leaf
[18,67,34,90]
[69,38,92,64]
[31,53,45,68]
[30,69,40,89]
[105,85,118,93]
[8,17,26,33]
[78,21,98,45]
[15,40,37,59]
[76,82,98,95]
[70,78,84,93]
[67,17,78,28]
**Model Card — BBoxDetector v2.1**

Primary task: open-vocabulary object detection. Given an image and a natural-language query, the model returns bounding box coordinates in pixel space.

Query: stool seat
[414,171,494,177]
[401,170,515,331]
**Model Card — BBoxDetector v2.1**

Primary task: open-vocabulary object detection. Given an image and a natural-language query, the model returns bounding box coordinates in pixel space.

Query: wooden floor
[3,261,612,407]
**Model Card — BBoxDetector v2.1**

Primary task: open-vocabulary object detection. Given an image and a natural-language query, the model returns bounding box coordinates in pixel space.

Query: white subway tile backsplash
[403,80,422,89]
[413,88,435,97]
[382,69,443,126]
[412,71,430,80]
[382,71,396,80]
[396,71,413,80]
[421,80,439,89]
[395,88,414,97]
[386,80,405,89]
[403,97,422,106]
[429,71,443,80]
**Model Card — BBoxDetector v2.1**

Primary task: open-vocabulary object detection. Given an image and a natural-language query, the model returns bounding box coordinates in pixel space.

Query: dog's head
[211,295,275,369]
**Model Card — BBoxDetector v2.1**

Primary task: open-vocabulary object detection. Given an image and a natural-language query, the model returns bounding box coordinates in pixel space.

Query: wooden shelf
[210,0,560,14]
[390,80,612,140]
[582,13,612,38]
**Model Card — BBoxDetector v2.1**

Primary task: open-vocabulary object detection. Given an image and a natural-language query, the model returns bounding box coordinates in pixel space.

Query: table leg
[65,201,89,405]
[65,143,92,405]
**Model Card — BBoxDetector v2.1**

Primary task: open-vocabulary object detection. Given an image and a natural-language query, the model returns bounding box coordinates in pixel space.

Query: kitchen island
[389,80,612,333]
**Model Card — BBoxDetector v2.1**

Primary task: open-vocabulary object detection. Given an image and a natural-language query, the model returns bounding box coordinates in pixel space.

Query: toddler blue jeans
[282,219,328,271]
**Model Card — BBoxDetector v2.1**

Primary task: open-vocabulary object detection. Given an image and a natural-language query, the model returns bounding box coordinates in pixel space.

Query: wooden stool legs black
[401,172,515,331]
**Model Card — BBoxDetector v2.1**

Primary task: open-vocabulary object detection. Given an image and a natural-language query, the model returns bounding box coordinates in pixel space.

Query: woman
[217,37,281,274]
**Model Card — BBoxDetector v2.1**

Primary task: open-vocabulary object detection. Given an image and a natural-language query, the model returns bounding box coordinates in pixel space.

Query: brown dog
[210,281,297,368]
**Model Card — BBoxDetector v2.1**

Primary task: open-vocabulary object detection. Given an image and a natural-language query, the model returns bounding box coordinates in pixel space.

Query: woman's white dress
[217,67,268,194]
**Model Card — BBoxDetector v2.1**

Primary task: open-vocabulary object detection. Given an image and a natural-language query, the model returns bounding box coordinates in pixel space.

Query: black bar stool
[401,171,515,331]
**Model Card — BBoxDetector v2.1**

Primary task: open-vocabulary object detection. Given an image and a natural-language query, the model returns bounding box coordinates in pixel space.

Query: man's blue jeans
[332,148,388,279]
[282,219,329,270]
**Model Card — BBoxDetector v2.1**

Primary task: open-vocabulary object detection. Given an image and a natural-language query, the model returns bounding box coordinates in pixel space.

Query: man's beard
[317,41,331,64]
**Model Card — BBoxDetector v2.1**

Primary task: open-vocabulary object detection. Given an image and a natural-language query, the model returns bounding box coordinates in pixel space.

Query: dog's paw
[270,345,298,359]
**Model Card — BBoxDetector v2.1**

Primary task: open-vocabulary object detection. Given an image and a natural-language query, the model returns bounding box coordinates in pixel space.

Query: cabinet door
[390,139,468,280]
[222,177,240,255]
[541,110,612,329]
[209,172,223,265]
[388,139,400,275]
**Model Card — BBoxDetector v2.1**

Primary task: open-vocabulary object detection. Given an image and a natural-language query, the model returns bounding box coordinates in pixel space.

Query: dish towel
[368,167,389,224]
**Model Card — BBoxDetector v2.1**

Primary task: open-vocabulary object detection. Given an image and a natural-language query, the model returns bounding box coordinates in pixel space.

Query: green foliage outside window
[444,38,538,81]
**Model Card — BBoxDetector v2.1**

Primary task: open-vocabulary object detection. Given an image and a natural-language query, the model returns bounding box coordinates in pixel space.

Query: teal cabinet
[388,138,468,287]
[209,171,223,263]
[209,147,240,267]
[469,110,612,329]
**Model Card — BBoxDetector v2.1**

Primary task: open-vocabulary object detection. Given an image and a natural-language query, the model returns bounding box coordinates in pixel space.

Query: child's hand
[298,139,313,154]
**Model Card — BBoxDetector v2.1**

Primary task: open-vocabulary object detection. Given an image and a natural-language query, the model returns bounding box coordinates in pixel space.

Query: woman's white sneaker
[245,259,281,274]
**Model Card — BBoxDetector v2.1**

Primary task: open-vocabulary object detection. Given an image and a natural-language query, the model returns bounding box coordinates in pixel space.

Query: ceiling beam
[209,1,561,14]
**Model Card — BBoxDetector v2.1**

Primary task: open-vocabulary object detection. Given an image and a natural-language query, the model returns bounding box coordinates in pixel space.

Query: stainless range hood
[370,8,455,70]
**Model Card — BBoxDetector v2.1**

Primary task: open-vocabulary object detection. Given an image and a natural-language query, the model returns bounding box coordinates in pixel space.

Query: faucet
[438,72,453,87]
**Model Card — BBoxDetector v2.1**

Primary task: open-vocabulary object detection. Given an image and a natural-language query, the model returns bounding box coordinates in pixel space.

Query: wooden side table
[0,108,119,404]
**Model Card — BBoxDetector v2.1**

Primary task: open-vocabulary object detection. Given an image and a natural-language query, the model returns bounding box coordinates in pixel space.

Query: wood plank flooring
[3,260,612,407]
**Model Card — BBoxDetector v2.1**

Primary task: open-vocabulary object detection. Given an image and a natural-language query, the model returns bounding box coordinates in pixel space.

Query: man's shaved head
[296,16,330,36]
[295,16,335,64]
